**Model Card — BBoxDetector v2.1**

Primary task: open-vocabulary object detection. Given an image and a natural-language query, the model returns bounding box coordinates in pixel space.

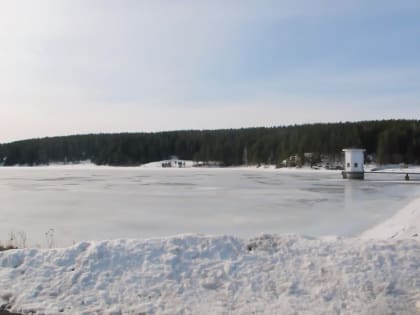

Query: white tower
[342,148,365,179]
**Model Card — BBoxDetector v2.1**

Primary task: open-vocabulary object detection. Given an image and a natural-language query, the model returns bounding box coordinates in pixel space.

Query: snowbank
[1,234,420,314]
[361,196,420,240]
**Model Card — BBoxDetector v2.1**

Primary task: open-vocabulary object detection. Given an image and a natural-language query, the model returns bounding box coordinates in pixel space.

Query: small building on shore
[161,156,186,168]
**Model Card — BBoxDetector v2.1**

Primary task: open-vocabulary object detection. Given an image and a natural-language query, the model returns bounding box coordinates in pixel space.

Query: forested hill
[1,120,420,166]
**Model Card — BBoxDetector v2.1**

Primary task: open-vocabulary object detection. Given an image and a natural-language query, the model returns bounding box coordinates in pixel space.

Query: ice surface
[1,167,420,246]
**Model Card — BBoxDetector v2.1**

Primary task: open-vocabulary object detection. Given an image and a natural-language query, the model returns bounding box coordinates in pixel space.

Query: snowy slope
[361,196,420,240]
[1,234,420,315]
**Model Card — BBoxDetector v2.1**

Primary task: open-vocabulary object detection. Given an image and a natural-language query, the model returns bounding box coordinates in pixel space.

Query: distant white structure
[161,156,186,168]
[342,148,365,179]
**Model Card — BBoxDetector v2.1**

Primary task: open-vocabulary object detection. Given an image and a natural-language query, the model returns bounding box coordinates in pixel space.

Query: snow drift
[1,233,420,314]
[361,196,420,240]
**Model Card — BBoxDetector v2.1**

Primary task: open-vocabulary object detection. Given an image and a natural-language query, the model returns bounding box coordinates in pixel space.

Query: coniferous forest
[1,120,420,167]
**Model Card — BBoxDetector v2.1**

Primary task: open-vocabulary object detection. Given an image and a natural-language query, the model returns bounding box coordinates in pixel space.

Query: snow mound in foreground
[1,234,420,315]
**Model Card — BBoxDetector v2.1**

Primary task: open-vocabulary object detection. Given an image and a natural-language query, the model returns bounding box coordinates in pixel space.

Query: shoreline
[2,162,420,174]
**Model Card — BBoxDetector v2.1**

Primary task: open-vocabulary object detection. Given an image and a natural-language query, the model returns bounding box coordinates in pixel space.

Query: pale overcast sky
[1,0,420,143]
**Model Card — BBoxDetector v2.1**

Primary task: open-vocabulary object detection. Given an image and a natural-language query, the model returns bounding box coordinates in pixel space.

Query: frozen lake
[1,167,420,247]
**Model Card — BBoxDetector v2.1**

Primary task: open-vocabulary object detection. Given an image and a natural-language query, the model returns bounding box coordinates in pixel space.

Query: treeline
[1,120,420,166]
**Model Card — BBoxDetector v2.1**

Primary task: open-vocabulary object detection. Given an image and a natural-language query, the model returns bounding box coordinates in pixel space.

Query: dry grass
[0,310,23,315]
[0,245,17,252]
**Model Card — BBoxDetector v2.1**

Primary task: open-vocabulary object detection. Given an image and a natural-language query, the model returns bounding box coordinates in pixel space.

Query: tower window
[354,163,358,168]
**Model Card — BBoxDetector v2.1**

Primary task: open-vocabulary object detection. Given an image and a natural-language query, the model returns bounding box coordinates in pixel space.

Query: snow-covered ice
[1,167,419,246]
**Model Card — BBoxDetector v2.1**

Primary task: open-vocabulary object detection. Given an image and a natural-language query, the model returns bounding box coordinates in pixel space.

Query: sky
[1,0,420,143]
